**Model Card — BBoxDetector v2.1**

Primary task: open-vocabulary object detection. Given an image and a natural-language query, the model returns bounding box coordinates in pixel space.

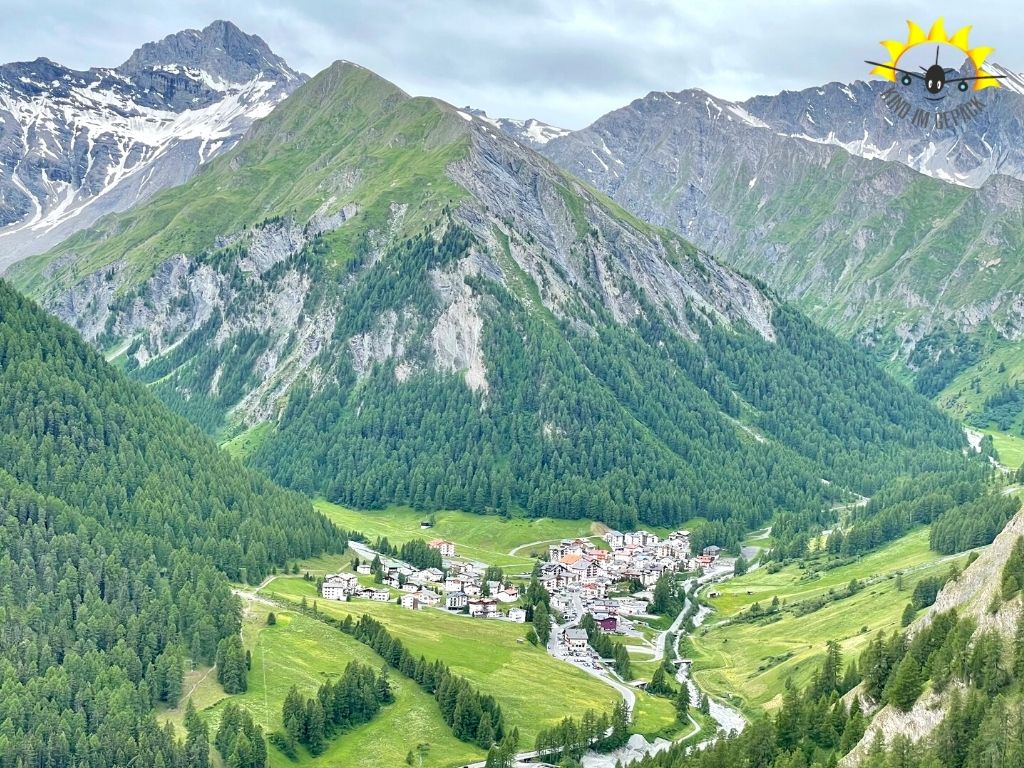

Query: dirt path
[183,664,215,702]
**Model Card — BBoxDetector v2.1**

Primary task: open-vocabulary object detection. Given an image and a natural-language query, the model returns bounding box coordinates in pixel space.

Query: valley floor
[689,527,975,716]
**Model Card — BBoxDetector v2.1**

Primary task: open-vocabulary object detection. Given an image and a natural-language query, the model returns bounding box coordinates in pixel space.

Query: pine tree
[216,636,249,694]
[888,654,923,712]
[533,602,551,645]
[674,683,690,720]
[184,699,210,768]
[901,603,916,627]
[476,712,496,748]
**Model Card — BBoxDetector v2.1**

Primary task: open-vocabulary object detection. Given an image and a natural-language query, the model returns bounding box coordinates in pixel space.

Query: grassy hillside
[261,575,620,744]
[164,605,481,768]
[10,63,469,297]
[689,528,972,716]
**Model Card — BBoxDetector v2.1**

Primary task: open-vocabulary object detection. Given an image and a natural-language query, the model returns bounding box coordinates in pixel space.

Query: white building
[604,530,625,549]
[429,539,456,558]
[446,591,468,610]
[468,598,498,618]
[321,573,359,601]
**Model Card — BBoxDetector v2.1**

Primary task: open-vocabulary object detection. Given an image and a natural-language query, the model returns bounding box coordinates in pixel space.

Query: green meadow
[162,606,481,768]
[262,575,619,744]
[315,499,606,568]
[689,527,971,716]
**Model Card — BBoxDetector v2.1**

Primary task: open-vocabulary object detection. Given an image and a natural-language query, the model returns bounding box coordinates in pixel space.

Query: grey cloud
[0,0,1020,128]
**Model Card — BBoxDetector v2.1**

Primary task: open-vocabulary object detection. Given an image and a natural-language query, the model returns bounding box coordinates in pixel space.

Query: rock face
[539,80,1024,363]
[0,20,305,270]
[742,64,1024,189]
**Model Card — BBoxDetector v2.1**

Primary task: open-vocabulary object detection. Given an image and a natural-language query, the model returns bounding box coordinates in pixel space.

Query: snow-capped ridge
[0,21,307,271]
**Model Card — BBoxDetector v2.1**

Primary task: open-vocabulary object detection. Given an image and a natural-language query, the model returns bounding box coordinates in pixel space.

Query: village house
[468,598,498,618]
[444,577,465,593]
[446,591,468,611]
[401,591,440,610]
[429,539,456,558]
[694,555,716,569]
[321,573,359,601]
[581,581,606,600]
[613,597,649,616]
[356,563,372,575]
[463,583,482,597]
[496,584,519,603]
[551,592,572,615]
[604,530,625,549]
[406,571,432,587]
[415,590,440,607]
[703,545,722,559]
[564,628,589,655]
[549,539,586,561]
[639,531,660,547]
[594,614,618,632]
[421,567,445,583]
[590,599,619,615]
[507,607,527,623]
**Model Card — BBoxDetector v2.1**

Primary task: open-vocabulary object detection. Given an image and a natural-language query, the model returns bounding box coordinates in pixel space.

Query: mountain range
[1,19,1020,768]
[0,20,304,270]
[6,50,965,535]
[534,71,1024,434]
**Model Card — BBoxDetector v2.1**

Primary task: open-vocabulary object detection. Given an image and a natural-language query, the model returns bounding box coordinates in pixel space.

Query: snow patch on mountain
[0,21,306,271]
[460,107,569,148]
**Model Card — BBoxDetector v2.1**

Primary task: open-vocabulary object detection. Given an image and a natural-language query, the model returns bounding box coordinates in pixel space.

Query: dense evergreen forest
[0,281,346,765]
[250,228,966,536]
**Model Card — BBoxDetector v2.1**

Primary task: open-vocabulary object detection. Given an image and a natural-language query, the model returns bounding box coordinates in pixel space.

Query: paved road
[548,592,638,716]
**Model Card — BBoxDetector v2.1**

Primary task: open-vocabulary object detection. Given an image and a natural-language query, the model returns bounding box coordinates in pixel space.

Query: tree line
[277,662,393,756]
[340,613,506,749]
[249,227,967,542]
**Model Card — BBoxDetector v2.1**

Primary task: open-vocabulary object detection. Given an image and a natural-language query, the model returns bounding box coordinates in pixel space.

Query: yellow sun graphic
[870,17,1001,90]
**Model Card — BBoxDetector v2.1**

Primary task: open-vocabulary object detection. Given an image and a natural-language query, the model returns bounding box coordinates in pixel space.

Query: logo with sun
[866,18,1005,129]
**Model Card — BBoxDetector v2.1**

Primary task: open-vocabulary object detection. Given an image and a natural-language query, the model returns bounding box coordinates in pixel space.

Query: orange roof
[560,554,583,565]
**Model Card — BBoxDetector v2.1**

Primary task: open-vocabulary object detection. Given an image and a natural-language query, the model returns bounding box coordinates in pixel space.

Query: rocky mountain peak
[117,19,301,85]
[0,22,307,270]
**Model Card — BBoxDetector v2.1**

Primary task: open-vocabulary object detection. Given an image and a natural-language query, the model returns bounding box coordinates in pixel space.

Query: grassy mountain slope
[9,61,968,538]
[0,279,345,763]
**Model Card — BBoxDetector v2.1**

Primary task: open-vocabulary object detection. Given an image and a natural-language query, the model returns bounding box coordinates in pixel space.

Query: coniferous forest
[250,230,967,538]
[0,281,346,764]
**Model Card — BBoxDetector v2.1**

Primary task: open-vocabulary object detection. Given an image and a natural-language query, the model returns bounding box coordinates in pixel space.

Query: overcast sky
[1,1,1020,128]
